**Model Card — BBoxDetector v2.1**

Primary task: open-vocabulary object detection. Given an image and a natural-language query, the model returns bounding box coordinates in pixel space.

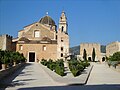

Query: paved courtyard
[87,62,120,85]
[0,63,65,90]
[0,62,120,90]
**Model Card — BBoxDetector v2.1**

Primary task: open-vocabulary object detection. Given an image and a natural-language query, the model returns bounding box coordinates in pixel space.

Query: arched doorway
[102,57,105,62]
[88,57,91,61]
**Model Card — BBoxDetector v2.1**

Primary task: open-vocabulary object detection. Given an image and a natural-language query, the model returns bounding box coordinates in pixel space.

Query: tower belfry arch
[59,11,68,34]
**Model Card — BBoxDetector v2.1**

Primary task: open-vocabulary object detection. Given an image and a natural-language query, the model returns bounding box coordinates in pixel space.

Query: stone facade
[78,41,120,62]
[106,41,120,57]
[14,11,69,62]
[17,43,57,62]
[0,34,14,51]
[18,23,55,40]
[79,43,102,61]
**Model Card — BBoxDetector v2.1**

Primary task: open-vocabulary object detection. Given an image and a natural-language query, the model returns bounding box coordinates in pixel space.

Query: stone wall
[16,43,57,62]
[80,43,101,61]
[0,35,4,49]
[106,41,120,57]
[0,34,13,51]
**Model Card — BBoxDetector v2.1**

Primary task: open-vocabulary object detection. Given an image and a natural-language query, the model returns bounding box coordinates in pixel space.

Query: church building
[13,11,69,62]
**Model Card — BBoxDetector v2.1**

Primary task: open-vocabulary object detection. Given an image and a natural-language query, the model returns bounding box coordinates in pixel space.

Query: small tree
[0,51,10,70]
[12,52,21,66]
[83,49,87,61]
[92,48,96,62]
[108,52,120,68]
[109,52,120,61]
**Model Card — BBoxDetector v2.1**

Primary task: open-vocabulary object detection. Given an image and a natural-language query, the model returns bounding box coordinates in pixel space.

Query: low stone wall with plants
[41,59,65,76]
[41,58,90,77]
[40,60,92,85]
[0,63,25,81]
[0,49,26,80]
[69,59,90,77]
[0,49,26,70]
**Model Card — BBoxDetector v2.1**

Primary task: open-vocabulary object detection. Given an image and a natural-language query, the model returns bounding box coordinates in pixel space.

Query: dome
[39,15,55,26]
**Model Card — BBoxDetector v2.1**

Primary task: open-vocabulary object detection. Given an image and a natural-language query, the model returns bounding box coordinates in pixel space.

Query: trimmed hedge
[69,60,90,77]
[41,58,90,77]
[55,64,65,76]
[41,59,65,76]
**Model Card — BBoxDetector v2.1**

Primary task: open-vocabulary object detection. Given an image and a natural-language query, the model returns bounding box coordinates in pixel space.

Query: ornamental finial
[46,12,48,15]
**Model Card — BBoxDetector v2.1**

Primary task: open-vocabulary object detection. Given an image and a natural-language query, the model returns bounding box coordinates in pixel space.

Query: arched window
[34,30,40,37]
[61,26,64,32]
[61,53,63,57]
[61,47,63,51]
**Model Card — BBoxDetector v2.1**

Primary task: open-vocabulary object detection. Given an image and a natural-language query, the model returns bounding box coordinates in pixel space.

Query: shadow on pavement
[0,63,32,90]
[17,84,120,90]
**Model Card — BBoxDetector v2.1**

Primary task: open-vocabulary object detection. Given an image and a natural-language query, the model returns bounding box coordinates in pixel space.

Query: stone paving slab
[87,62,120,85]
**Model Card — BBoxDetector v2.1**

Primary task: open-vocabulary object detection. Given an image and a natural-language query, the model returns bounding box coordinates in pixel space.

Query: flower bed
[41,58,90,77]
[41,59,65,76]
[69,59,90,77]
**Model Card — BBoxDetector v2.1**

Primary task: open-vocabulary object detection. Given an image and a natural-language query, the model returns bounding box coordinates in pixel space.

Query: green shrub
[0,50,26,70]
[71,69,80,77]
[55,64,65,76]
[41,59,47,66]
[107,52,120,68]
[107,61,112,67]
[49,62,56,71]
[55,59,65,76]
[77,64,84,72]
[68,59,90,77]
[80,61,90,69]
[47,59,56,71]
[41,59,65,76]
[69,63,84,76]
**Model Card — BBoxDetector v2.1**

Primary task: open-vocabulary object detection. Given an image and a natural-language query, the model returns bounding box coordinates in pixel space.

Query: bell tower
[57,11,69,60]
[59,11,68,34]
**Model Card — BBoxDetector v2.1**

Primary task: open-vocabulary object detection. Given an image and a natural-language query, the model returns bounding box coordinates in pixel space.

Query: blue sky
[0,0,120,47]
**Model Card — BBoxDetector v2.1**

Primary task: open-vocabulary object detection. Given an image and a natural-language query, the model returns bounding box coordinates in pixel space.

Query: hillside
[70,45,80,55]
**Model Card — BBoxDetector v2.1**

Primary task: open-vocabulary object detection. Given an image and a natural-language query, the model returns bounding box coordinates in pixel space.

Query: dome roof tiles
[39,15,55,26]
